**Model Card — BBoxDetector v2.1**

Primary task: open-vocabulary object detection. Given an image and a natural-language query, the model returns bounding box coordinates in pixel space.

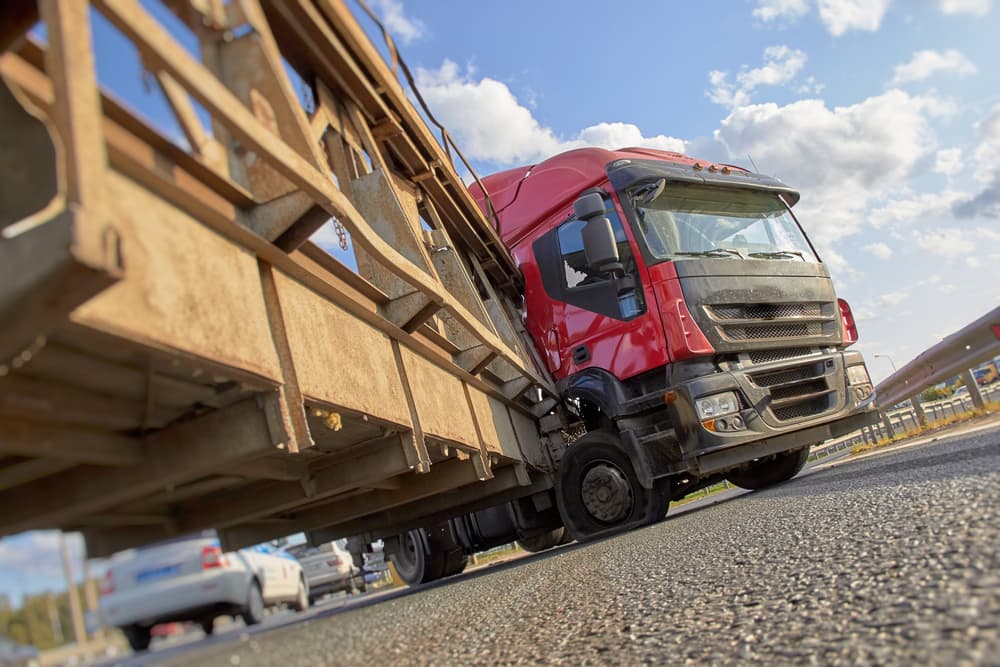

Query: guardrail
[875,305,1000,408]
[808,382,1000,461]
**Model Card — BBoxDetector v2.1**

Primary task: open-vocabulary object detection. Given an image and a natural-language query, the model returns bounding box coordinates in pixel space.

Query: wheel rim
[249,585,263,619]
[580,460,633,523]
[393,530,421,582]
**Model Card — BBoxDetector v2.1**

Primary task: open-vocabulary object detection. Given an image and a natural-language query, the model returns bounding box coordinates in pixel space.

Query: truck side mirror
[581,216,620,272]
[573,192,606,221]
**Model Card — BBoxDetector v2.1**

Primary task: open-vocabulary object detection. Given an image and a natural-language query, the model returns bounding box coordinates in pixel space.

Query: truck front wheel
[726,447,810,490]
[555,431,669,542]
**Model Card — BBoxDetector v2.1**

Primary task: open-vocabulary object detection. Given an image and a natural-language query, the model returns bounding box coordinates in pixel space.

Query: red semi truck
[362,147,878,583]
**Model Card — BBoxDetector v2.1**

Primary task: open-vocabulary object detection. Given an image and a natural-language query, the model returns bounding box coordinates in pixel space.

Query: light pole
[874,353,897,373]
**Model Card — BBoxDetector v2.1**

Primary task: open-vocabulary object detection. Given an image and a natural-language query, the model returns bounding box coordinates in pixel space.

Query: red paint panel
[647,263,715,361]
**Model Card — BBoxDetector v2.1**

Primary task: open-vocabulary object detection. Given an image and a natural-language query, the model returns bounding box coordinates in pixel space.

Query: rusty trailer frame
[0,0,562,556]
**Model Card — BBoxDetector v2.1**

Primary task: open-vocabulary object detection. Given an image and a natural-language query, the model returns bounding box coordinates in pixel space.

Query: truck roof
[469,147,768,247]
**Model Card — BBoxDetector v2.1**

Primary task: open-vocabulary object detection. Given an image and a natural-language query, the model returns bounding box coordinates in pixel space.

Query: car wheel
[122,624,152,652]
[292,577,309,612]
[241,581,265,626]
[199,618,215,636]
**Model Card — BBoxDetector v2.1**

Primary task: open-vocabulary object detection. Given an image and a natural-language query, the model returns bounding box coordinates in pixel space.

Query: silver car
[100,535,308,651]
[288,540,366,603]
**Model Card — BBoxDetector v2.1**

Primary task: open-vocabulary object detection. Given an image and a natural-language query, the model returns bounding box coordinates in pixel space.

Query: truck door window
[532,209,644,320]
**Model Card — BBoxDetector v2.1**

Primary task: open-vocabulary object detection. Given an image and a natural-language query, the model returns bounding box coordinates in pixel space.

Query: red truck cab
[471,147,878,539]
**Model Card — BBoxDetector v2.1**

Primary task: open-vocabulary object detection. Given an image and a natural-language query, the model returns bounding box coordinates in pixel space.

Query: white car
[99,534,308,651]
[287,540,365,603]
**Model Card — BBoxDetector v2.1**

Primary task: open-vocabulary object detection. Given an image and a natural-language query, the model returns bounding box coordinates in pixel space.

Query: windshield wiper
[747,250,805,260]
[674,248,745,259]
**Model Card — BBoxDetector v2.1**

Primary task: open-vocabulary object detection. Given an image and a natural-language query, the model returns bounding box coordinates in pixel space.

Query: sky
[2,0,999,605]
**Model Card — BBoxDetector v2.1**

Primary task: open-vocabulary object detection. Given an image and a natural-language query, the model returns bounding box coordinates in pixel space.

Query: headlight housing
[695,391,740,419]
[847,364,871,386]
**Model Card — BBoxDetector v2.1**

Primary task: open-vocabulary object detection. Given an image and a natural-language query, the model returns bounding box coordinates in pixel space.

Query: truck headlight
[695,391,739,419]
[847,365,871,386]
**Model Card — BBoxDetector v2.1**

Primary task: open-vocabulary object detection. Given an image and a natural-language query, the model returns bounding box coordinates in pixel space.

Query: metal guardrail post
[961,369,987,411]
[879,411,897,440]
[911,396,928,427]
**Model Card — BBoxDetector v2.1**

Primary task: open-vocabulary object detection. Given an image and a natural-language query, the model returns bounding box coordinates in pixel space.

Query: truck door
[532,203,668,380]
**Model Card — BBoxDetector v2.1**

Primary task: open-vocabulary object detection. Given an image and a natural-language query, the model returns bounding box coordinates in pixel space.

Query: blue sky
[2,0,999,604]
[363,0,1000,384]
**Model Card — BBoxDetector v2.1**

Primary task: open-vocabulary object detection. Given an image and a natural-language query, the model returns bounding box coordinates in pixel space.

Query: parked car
[100,533,308,652]
[287,540,365,603]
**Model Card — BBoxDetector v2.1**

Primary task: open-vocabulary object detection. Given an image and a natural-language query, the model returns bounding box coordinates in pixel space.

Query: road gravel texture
[168,424,1000,666]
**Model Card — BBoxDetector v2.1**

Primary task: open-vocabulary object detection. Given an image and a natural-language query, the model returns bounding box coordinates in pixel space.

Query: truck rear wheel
[391,529,469,585]
[516,527,567,553]
[726,447,810,490]
[555,430,669,542]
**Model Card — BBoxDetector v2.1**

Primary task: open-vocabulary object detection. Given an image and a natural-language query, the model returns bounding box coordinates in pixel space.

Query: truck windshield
[632,183,817,262]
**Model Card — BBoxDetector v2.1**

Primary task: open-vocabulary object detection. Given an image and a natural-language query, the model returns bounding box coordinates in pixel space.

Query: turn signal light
[838,298,858,346]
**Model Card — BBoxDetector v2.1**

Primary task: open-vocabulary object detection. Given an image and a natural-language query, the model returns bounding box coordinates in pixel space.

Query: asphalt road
[122,419,1000,666]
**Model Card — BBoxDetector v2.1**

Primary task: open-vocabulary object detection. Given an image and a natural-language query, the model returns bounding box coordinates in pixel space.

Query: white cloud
[889,49,977,86]
[415,60,684,165]
[974,226,1000,242]
[712,90,948,247]
[966,256,981,268]
[708,45,808,109]
[369,0,426,45]
[817,0,892,35]
[753,0,810,21]
[868,191,968,227]
[915,227,975,256]
[933,148,963,174]
[863,242,893,259]
[937,0,992,15]
[955,103,1000,216]
[879,290,909,305]
[0,532,86,581]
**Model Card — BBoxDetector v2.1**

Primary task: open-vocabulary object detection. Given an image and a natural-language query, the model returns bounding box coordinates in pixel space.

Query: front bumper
[624,350,878,481]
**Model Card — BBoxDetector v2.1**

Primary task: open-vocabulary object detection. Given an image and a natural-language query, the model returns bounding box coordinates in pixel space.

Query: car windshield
[632,183,817,262]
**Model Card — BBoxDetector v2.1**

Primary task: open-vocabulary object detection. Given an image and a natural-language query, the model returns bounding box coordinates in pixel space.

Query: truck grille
[724,322,824,340]
[705,302,837,345]
[748,348,815,364]
[749,360,835,423]
[711,303,823,320]
[773,397,831,421]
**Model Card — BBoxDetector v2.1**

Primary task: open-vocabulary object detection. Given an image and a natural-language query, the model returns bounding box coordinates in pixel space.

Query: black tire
[726,447,810,490]
[240,581,265,626]
[292,577,309,612]
[555,430,670,542]
[391,529,466,585]
[199,618,215,636]
[391,529,432,586]
[122,624,152,652]
[516,527,567,553]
